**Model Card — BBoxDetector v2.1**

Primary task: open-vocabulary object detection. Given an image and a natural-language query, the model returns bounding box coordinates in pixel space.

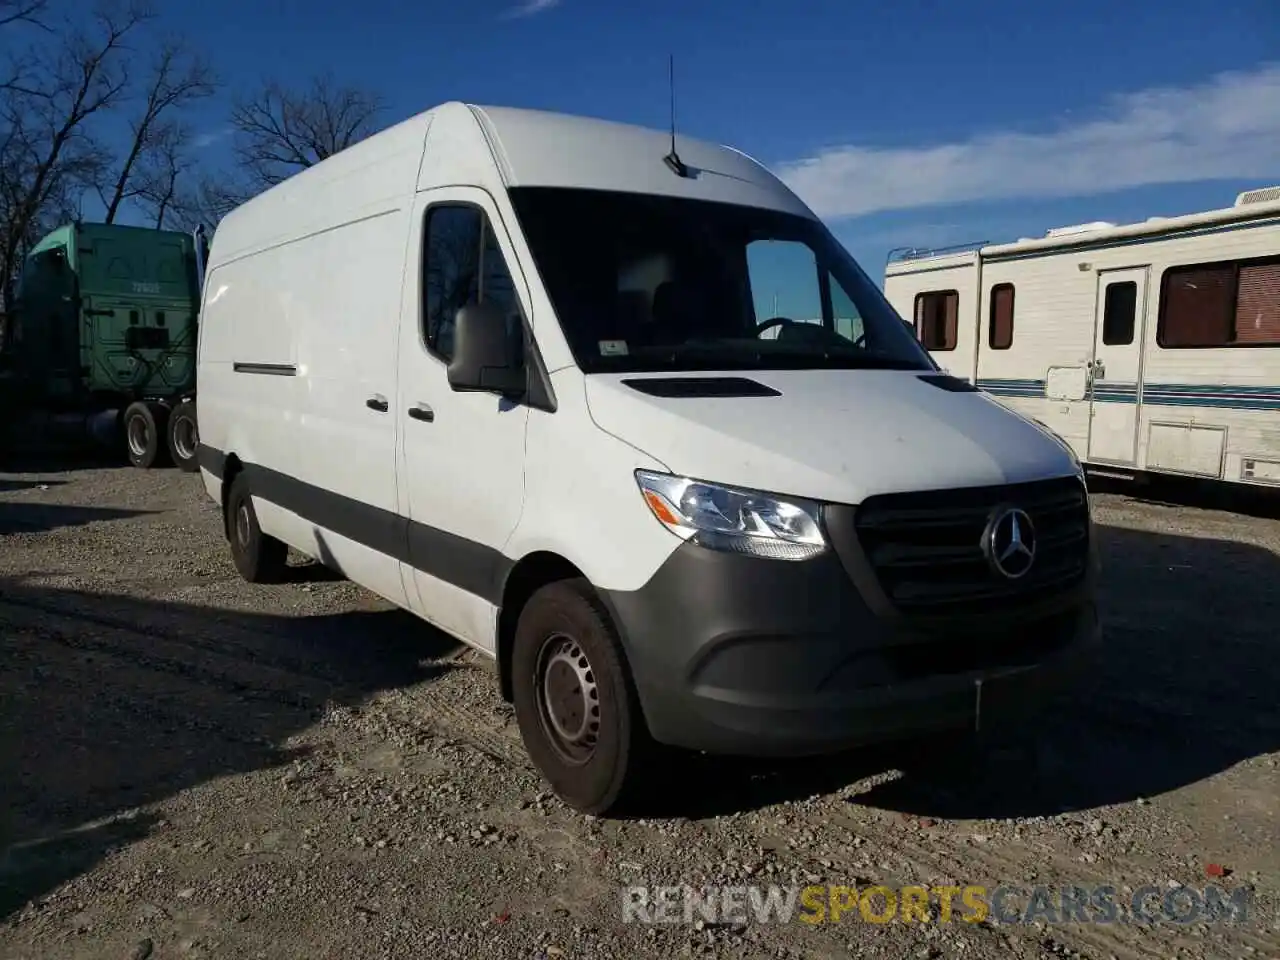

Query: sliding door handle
[407,403,435,423]
[366,394,389,412]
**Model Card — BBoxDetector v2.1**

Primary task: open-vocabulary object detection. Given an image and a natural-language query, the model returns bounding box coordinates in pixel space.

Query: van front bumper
[600,534,1101,757]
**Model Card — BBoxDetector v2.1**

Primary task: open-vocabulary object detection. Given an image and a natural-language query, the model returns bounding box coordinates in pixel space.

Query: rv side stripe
[977,378,1280,409]
[195,444,511,606]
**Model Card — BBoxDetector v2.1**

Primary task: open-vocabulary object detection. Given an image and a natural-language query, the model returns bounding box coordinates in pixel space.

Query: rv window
[1235,261,1280,344]
[1158,255,1280,348]
[422,203,524,362]
[914,290,958,352]
[1102,281,1137,345]
[988,283,1014,350]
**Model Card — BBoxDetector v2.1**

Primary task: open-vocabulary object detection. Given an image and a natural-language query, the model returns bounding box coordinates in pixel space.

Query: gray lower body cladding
[601,537,1099,756]
[199,442,1098,756]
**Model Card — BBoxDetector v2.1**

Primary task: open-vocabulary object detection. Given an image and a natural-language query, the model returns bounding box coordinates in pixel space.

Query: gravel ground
[1,458,1278,960]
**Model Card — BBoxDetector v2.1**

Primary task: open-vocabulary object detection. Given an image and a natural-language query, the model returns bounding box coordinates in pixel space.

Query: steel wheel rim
[173,415,197,459]
[535,632,601,765]
[126,415,149,458]
[235,502,251,548]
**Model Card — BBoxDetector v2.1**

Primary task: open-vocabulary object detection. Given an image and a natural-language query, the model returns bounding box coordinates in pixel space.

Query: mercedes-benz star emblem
[983,506,1037,579]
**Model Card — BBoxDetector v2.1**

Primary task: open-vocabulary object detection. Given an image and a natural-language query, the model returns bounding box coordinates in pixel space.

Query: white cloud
[502,0,559,18]
[775,63,1280,219]
[192,127,232,149]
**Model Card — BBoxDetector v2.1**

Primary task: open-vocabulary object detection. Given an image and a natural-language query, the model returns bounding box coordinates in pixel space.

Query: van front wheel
[512,578,649,815]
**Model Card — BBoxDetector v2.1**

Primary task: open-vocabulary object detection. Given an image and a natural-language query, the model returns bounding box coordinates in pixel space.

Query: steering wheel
[754,316,797,338]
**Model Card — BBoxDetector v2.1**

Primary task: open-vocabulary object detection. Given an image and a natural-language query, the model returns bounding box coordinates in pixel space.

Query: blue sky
[153,0,1280,281]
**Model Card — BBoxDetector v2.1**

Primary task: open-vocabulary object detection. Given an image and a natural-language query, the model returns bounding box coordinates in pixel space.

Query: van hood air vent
[621,376,782,398]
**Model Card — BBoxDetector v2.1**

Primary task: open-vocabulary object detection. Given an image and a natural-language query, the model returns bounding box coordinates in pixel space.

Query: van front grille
[851,476,1090,616]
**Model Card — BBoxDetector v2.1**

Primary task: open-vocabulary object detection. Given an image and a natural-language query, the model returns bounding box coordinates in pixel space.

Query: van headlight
[635,470,827,560]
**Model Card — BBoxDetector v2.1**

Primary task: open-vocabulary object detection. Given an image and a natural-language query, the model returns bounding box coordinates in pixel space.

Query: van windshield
[507,186,932,374]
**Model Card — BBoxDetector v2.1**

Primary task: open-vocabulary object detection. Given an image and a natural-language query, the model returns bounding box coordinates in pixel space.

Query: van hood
[584,369,1080,504]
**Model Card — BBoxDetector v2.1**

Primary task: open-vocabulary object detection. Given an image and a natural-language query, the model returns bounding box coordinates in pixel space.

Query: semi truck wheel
[167,399,199,472]
[123,401,171,469]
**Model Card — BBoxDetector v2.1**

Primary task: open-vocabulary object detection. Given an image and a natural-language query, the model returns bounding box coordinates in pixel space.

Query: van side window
[422,203,523,361]
[914,290,958,351]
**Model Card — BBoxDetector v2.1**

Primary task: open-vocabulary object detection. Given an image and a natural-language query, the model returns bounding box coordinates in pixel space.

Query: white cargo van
[195,101,1100,814]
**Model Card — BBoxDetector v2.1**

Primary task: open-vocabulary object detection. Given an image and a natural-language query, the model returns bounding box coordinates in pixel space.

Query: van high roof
[209,101,813,267]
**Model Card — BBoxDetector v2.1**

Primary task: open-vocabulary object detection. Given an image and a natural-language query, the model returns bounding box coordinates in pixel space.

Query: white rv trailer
[883,187,1280,487]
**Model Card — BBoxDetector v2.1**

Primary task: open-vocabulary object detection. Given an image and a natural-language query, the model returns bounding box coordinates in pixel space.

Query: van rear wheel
[225,472,288,584]
[512,578,650,815]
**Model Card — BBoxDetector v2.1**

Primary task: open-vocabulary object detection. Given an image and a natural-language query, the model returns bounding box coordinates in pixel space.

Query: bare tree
[0,0,48,29]
[229,73,384,190]
[131,119,198,229]
[0,0,154,304]
[98,37,216,223]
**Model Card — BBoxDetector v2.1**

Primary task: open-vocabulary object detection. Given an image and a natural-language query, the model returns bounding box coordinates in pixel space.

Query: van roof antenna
[663,54,691,178]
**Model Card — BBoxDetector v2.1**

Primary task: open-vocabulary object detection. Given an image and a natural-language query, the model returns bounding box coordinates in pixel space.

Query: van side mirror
[446,301,525,396]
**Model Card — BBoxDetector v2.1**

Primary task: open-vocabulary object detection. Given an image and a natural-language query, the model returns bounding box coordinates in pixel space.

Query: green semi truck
[0,220,208,470]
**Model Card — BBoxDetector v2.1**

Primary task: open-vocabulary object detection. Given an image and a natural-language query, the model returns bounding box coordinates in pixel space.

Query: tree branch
[229,72,384,190]
[101,36,216,222]
[0,0,49,31]
[0,0,155,303]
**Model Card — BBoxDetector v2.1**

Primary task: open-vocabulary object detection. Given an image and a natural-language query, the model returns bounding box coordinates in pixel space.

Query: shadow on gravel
[0,450,125,476]
[1088,470,1280,521]
[280,560,347,584]
[0,576,462,919]
[632,521,1280,821]
[0,502,152,535]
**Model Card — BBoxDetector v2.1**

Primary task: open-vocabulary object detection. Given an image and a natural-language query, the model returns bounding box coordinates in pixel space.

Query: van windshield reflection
[506,187,930,375]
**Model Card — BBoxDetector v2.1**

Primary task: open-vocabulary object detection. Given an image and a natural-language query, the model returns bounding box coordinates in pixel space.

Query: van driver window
[744,240,866,344]
[422,204,523,361]
[746,240,822,338]
[830,271,865,343]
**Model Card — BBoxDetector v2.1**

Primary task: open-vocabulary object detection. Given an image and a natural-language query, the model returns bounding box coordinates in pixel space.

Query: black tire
[511,578,652,815]
[225,471,288,584]
[167,399,199,472]
[122,401,170,469]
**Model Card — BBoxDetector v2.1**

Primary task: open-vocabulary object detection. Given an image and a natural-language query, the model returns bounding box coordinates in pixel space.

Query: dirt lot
[1,459,1278,960]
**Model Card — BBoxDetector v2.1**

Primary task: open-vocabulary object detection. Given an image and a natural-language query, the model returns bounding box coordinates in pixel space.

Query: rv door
[1086,267,1149,465]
